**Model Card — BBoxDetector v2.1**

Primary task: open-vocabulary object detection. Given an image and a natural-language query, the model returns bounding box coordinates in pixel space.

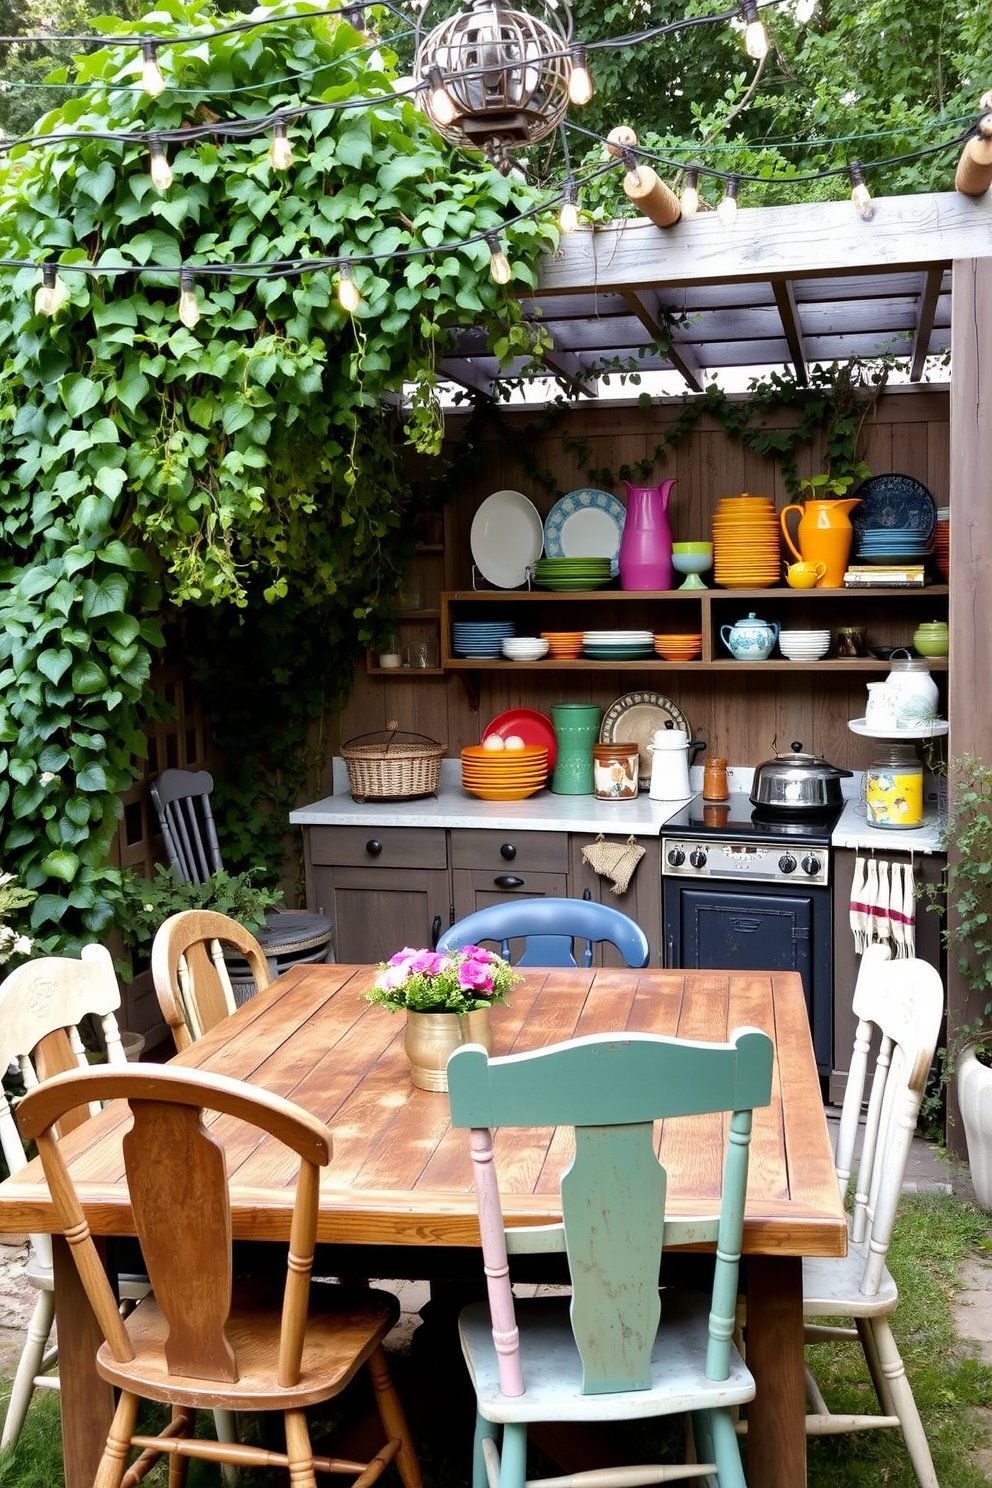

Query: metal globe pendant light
[414,0,574,174]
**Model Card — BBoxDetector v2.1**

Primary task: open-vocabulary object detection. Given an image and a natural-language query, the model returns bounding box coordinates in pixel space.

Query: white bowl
[502,639,549,659]
[778,630,831,643]
[779,644,829,660]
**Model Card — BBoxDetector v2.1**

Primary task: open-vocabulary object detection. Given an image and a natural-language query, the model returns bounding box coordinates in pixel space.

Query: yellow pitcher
[780,497,861,588]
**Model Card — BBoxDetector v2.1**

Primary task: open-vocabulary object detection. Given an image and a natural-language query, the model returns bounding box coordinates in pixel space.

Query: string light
[485,231,512,285]
[336,263,362,312]
[148,136,173,192]
[680,165,700,216]
[177,268,200,328]
[559,180,579,233]
[269,118,293,170]
[795,0,816,19]
[848,161,874,219]
[426,65,457,128]
[717,174,740,224]
[568,46,593,107]
[740,0,768,60]
[140,40,166,97]
[342,5,366,31]
[34,262,69,317]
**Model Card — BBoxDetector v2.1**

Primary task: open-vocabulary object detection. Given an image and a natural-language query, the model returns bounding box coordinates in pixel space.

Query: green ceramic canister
[550,704,602,795]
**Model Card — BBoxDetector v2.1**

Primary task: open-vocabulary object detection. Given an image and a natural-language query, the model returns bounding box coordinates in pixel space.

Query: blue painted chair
[447,1027,774,1488]
[436,897,649,968]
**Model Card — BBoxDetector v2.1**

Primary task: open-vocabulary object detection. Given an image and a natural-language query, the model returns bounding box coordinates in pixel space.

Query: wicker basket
[341,728,444,802]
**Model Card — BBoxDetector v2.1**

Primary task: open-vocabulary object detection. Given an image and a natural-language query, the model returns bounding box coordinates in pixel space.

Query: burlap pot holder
[581,834,646,895]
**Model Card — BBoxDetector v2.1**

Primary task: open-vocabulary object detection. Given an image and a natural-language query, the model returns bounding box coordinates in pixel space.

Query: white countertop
[290,760,946,854]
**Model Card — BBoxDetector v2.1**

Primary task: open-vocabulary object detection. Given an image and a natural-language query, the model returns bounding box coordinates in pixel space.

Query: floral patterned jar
[592,743,640,800]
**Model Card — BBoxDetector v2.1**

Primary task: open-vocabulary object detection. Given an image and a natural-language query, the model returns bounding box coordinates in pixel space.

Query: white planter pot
[957,1044,992,1208]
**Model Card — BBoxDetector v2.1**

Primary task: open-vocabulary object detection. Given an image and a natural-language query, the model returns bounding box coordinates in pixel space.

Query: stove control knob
[667,847,685,867]
[801,853,822,877]
[689,848,708,869]
[778,853,797,874]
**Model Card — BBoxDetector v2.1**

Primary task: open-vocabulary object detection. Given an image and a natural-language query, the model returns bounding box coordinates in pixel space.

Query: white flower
[39,771,56,786]
[13,935,31,956]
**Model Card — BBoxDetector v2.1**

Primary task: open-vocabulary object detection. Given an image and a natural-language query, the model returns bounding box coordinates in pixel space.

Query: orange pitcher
[780,497,861,588]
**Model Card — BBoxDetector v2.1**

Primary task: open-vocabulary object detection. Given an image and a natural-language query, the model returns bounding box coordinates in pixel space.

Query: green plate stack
[531,558,614,591]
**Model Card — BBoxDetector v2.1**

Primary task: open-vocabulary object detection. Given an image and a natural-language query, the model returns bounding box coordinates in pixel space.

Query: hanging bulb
[34,262,69,317]
[848,162,873,220]
[795,0,816,19]
[740,0,768,59]
[342,4,366,30]
[681,166,701,217]
[559,181,579,234]
[148,136,172,192]
[568,46,593,106]
[717,176,739,225]
[140,40,165,97]
[485,231,512,285]
[177,268,200,329]
[426,65,457,128]
[269,118,293,171]
[337,264,361,313]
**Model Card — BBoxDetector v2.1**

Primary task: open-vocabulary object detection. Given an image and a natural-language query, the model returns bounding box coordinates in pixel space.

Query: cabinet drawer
[450,829,567,873]
[307,825,448,870]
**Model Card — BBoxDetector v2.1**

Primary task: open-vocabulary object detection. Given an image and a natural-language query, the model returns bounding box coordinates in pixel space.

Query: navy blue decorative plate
[851,474,937,543]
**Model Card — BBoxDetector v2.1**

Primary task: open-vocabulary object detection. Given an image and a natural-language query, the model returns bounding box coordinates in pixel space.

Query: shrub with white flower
[0,873,36,968]
[366,946,522,1015]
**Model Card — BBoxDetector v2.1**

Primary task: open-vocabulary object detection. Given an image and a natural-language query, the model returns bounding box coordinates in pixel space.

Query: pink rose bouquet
[366,945,521,1014]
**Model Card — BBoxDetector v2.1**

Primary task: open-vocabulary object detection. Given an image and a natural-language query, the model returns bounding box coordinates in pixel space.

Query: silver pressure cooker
[749,741,853,814]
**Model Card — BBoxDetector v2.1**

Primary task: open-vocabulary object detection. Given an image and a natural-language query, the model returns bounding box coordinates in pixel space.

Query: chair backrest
[436,898,650,968]
[447,1028,773,1398]
[16,1064,331,1387]
[151,910,273,1052]
[150,768,223,886]
[834,943,944,1295]
[0,945,127,1266]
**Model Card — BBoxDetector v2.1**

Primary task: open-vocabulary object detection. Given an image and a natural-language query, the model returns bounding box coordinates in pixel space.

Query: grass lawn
[1,1192,990,1487]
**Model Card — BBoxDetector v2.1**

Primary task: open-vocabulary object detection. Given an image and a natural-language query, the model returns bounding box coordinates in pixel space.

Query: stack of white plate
[583,630,655,660]
[501,637,550,661]
[778,629,831,660]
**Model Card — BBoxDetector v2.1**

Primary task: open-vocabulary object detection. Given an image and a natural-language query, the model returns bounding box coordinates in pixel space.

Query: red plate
[481,708,557,769]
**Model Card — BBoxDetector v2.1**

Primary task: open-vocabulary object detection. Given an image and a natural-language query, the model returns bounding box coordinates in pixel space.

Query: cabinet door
[569,835,662,966]
[311,865,451,964]
[451,869,568,921]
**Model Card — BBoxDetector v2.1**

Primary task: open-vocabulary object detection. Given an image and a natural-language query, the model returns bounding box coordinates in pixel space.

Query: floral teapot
[720,612,779,661]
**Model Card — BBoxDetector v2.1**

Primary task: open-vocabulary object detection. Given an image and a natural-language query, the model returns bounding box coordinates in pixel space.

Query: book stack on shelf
[843,564,928,587]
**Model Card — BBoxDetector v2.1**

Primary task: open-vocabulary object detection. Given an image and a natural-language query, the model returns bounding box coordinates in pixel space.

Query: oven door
[663,879,832,1074]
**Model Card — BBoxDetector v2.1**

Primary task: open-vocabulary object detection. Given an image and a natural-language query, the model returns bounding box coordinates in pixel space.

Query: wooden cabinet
[304,826,451,963]
[450,829,568,918]
[569,834,663,966]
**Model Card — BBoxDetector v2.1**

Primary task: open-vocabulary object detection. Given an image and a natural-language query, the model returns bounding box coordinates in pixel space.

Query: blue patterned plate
[851,474,937,544]
[544,488,626,572]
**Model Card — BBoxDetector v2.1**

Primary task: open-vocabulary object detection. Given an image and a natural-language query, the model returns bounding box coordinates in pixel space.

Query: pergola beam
[909,266,945,382]
[620,289,704,393]
[772,278,808,386]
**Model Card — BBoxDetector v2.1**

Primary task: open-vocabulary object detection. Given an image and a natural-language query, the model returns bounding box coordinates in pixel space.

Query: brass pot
[404,1007,493,1091]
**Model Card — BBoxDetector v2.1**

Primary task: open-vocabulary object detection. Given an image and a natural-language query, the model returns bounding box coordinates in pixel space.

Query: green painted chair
[447,1027,774,1488]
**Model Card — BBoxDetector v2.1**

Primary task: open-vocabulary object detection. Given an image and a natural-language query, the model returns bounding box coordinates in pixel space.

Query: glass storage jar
[885,651,940,728]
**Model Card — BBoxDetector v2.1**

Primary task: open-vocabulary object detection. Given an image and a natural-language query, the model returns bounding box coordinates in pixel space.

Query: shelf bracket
[456,670,481,710]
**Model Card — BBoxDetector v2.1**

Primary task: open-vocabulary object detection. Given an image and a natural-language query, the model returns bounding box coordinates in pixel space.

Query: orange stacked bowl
[461,743,550,801]
[540,631,584,659]
[933,509,949,581]
[654,633,703,660]
[711,494,781,588]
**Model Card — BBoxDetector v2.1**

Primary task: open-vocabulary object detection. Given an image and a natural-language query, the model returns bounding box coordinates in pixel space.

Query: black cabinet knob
[431,915,442,948]
[365,839,383,857]
[494,875,524,889]
[500,843,517,860]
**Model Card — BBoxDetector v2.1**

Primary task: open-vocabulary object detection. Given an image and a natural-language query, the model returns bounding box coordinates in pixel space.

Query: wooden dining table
[0,961,846,1488]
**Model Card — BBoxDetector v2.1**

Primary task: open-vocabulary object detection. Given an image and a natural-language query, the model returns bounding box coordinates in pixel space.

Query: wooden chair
[446,1027,774,1488]
[15,1063,423,1488]
[799,941,944,1488]
[150,768,334,975]
[0,946,143,1451]
[151,910,274,1052]
[436,897,650,968]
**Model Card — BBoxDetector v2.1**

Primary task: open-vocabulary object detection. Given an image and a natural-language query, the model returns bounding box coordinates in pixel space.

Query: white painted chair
[801,941,944,1488]
[0,946,139,1451]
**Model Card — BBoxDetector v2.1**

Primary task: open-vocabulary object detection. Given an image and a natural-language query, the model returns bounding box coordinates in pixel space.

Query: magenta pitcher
[618,479,675,590]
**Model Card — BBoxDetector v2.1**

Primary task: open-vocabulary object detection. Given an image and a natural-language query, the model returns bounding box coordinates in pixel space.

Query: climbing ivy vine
[0,0,557,950]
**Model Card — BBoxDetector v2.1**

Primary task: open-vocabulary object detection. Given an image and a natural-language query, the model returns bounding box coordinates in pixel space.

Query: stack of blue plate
[452,620,516,658]
[854,527,932,566]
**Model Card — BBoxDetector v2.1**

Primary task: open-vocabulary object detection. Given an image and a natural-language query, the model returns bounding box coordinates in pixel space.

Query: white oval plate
[848,717,948,739]
[470,490,544,589]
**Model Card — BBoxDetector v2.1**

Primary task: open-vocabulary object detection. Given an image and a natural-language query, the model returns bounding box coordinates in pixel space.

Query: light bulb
[426,65,456,128]
[681,167,700,217]
[178,269,200,329]
[848,163,873,220]
[559,182,579,234]
[741,0,768,59]
[269,119,293,171]
[568,46,593,106]
[141,40,165,97]
[485,231,512,285]
[34,263,69,317]
[148,137,173,192]
[337,264,361,312]
[343,5,366,31]
[795,0,816,20]
[717,177,739,225]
